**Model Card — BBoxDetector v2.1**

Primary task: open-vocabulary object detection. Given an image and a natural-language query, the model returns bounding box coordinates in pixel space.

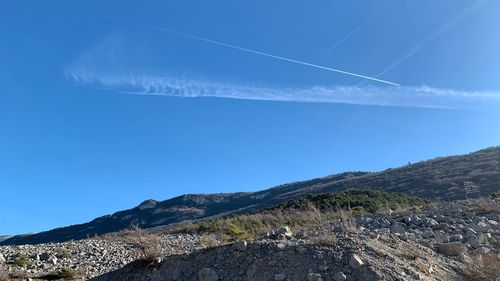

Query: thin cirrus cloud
[69,70,500,110]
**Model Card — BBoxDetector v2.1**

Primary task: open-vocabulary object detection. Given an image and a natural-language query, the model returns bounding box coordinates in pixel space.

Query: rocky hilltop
[2,147,500,246]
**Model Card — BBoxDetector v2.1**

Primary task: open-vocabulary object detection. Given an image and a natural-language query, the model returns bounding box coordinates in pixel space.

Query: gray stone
[438,242,467,256]
[232,240,247,252]
[276,227,293,239]
[0,254,5,264]
[349,254,364,269]
[390,223,406,235]
[333,272,347,281]
[39,252,50,261]
[307,273,323,281]
[197,268,219,281]
[274,273,287,281]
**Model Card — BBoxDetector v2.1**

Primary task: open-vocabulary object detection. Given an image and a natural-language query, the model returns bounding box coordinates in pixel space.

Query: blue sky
[1,0,500,234]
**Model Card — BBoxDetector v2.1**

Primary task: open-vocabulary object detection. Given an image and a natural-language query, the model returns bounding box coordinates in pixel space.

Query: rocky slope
[92,199,500,281]
[1,198,499,280]
[3,147,500,246]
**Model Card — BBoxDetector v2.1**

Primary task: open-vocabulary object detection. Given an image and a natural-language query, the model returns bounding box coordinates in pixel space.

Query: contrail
[93,13,399,86]
[375,0,488,77]
[323,24,365,55]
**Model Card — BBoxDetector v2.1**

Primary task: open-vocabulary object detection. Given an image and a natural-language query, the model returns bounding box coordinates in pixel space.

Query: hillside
[2,147,500,246]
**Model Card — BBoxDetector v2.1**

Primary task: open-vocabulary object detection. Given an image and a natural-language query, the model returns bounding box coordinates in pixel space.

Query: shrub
[12,253,30,267]
[463,253,500,281]
[120,226,164,264]
[57,267,77,279]
[60,250,72,259]
[490,190,500,199]
[275,189,427,214]
[197,234,219,248]
[469,198,500,215]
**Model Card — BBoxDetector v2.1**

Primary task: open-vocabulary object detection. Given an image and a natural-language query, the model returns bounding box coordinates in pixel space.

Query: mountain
[3,147,500,246]
[0,235,12,242]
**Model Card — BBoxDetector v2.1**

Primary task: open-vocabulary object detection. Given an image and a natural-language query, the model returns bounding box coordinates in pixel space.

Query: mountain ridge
[2,146,499,246]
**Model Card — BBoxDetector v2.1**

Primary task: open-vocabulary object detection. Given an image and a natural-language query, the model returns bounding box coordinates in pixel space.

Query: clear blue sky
[1,0,500,234]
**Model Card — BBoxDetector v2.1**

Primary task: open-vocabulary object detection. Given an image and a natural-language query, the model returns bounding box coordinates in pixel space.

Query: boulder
[197,268,219,281]
[390,223,406,235]
[274,273,287,281]
[438,242,467,256]
[0,254,5,264]
[307,273,323,281]
[349,254,364,269]
[39,252,51,261]
[333,272,347,281]
[276,227,293,239]
[232,240,247,252]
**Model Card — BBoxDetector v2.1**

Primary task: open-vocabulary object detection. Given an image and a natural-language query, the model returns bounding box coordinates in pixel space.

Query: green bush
[60,250,72,259]
[57,267,77,279]
[275,189,427,214]
[12,253,30,267]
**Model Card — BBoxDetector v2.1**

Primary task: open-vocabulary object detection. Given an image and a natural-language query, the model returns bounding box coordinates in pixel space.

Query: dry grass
[119,226,164,264]
[309,234,337,247]
[469,198,500,215]
[161,204,362,243]
[197,234,220,248]
[463,253,500,281]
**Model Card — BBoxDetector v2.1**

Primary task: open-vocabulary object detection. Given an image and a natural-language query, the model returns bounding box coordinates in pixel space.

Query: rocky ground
[0,234,205,279]
[1,198,499,280]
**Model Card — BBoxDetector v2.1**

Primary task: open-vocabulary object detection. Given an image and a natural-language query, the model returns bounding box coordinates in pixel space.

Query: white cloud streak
[375,0,489,77]
[69,71,500,110]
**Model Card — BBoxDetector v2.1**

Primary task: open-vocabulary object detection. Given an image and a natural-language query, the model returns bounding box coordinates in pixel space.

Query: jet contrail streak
[93,13,399,86]
[375,0,488,77]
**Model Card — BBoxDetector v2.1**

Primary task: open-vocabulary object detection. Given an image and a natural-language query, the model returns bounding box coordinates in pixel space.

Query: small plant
[57,267,77,279]
[224,222,252,241]
[60,250,72,259]
[120,226,164,264]
[490,190,500,199]
[198,234,219,248]
[462,253,500,281]
[12,253,30,267]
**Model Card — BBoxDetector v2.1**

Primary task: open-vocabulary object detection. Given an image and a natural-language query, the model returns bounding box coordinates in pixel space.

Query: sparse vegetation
[274,189,427,213]
[12,253,30,267]
[462,253,500,281]
[165,190,424,242]
[60,249,72,259]
[490,190,500,199]
[469,197,500,215]
[309,234,337,247]
[119,226,165,264]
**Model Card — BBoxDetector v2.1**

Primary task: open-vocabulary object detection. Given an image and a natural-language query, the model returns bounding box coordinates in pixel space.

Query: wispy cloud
[376,0,489,77]
[69,71,500,110]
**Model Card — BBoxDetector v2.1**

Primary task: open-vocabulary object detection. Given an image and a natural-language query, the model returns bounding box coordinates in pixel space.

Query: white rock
[349,254,364,269]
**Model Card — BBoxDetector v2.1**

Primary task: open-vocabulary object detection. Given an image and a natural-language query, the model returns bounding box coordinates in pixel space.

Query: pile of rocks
[0,233,204,279]
[353,200,500,258]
